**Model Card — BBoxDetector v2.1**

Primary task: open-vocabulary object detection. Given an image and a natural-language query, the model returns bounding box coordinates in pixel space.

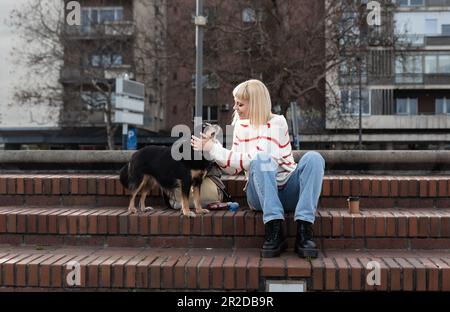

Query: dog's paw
[142,206,154,212]
[183,211,196,218]
[195,208,210,215]
[129,207,138,214]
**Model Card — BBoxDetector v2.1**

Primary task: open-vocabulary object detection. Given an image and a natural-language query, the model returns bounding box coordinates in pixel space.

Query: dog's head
[202,123,220,141]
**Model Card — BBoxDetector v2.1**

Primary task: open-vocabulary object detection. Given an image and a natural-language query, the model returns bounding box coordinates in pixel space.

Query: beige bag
[170,176,224,209]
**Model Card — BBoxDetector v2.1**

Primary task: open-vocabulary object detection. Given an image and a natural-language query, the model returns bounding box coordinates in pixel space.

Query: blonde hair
[232,79,272,126]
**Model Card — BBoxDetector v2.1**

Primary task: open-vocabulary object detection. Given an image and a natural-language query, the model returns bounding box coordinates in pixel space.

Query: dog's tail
[119,164,130,189]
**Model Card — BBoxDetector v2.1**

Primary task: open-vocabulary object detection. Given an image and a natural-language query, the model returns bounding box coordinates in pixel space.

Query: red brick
[335,257,349,290]
[60,177,70,195]
[106,177,115,195]
[87,178,97,195]
[311,258,324,290]
[173,256,190,289]
[343,215,352,237]
[320,211,332,237]
[408,179,418,197]
[361,178,370,197]
[161,257,178,289]
[353,214,364,237]
[330,210,342,237]
[395,258,414,291]
[213,211,226,236]
[39,255,67,287]
[438,179,448,197]
[322,239,365,249]
[323,258,336,290]
[51,255,77,288]
[222,211,235,235]
[79,209,97,234]
[322,178,330,196]
[407,212,418,237]
[99,255,121,288]
[383,258,401,291]
[128,213,139,235]
[223,257,236,289]
[97,177,106,195]
[0,177,7,194]
[210,256,225,289]
[420,258,439,291]
[429,214,440,237]
[112,256,133,288]
[390,178,398,197]
[7,177,16,194]
[407,258,426,291]
[364,211,375,237]
[3,254,30,286]
[198,256,214,289]
[347,258,363,290]
[136,256,157,288]
[16,178,24,195]
[429,179,437,197]
[380,179,389,197]
[261,258,285,277]
[118,211,130,234]
[15,254,44,287]
[385,213,396,237]
[185,256,202,289]
[331,177,340,196]
[351,178,361,196]
[27,254,55,287]
[342,178,350,197]
[92,211,107,234]
[419,179,428,197]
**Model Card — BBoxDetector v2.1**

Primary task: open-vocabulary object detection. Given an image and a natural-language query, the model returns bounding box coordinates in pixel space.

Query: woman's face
[233,97,249,119]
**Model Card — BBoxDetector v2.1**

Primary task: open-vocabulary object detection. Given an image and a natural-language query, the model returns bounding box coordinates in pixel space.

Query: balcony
[425,36,450,46]
[395,73,450,85]
[64,21,136,40]
[60,65,134,84]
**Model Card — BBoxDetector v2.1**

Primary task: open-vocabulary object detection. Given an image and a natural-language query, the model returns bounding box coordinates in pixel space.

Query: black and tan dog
[119,124,220,217]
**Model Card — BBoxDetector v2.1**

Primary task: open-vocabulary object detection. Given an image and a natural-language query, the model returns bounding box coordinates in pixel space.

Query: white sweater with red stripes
[209,114,297,188]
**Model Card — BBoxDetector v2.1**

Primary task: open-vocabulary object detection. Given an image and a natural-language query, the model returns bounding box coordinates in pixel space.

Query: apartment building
[60,0,166,137]
[323,0,450,150]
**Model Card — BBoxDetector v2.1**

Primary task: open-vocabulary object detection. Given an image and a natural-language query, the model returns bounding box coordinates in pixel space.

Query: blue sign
[127,128,137,150]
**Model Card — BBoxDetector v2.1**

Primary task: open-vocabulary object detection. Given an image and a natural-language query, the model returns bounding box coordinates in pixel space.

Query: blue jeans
[246,151,325,224]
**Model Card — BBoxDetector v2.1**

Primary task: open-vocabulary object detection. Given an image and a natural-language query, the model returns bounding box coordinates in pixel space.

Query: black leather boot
[295,220,318,258]
[261,219,287,258]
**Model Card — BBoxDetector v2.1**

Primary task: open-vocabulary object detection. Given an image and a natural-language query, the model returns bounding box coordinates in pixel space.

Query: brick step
[0,245,449,291]
[1,174,450,209]
[0,207,448,249]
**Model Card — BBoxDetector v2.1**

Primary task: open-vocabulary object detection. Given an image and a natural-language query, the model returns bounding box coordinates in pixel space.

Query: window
[81,7,124,32]
[341,90,370,115]
[91,54,123,67]
[441,55,450,73]
[442,25,450,36]
[193,106,218,122]
[425,55,437,74]
[242,7,263,23]
[424,54,450,74]
[436,98,450,114]
[397,0,424,6]
[395,55,422,83]
[339,59,367,84]
[396,98,418,115]
[425,19,438,35]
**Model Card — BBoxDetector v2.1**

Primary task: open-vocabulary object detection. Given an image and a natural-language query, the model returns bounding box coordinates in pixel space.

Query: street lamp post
[194,0,206,121]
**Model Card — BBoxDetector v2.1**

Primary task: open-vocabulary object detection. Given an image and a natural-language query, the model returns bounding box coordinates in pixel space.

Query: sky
[0,0,58,128]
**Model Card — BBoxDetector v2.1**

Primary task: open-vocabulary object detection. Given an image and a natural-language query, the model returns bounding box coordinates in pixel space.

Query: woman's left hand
[191,133,215,152]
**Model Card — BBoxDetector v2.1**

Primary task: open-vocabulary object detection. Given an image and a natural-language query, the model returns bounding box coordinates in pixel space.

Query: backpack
[167,164,232,209]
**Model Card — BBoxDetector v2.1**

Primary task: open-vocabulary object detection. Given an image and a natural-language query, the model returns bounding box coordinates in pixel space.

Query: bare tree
[8,0,166,149]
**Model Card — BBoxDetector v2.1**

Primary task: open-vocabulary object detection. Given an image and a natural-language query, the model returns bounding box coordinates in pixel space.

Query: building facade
[323,0,450,150]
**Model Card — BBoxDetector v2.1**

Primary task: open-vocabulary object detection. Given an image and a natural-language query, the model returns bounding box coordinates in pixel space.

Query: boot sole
[261,241,287,258]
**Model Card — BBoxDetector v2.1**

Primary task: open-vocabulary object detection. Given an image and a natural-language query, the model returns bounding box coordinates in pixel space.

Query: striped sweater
[209,114,297,188]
